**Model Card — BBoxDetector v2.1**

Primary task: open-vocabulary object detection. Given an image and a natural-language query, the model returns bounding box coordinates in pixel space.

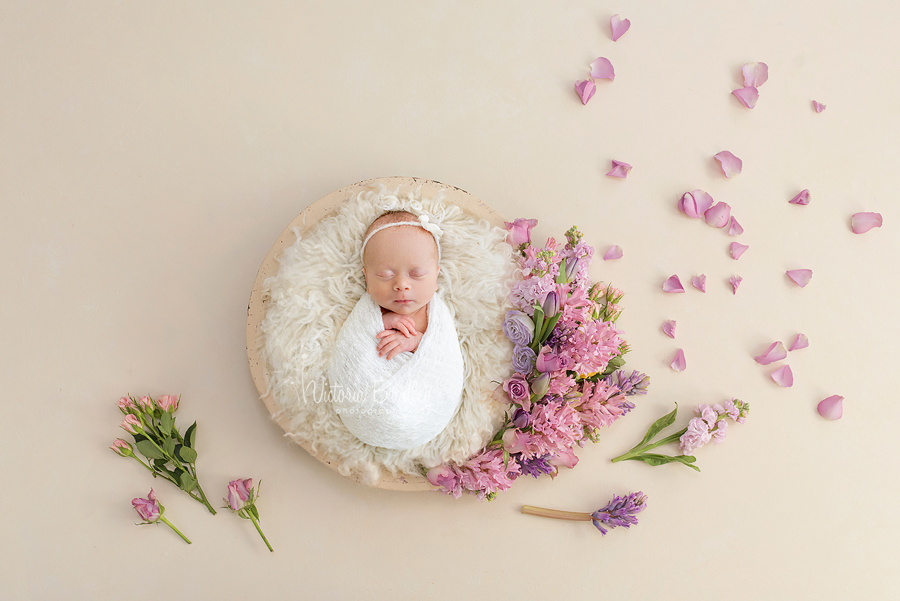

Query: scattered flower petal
[678,189,715,218]
[742,62,769,87]
[812,101,826,113]
[728,217,744,236]
[590,57,615,81]
[663,275,685,293]
[603,245,624,260]
[770,365,793,387]
[714,151,743,178]
[729,242,749,260]
[575,79,596,105]
[817,395,843,420]
[671,348,686,372]
[729,275,742,294]
[850,212,883,234]
[662,320,676,339]
[789,189,811,205]
[610,15,631,41]
[691,275,706,292]
[705,202,732,228]
[754,341,787,365]
[606,160,632,178]
[786,269,812,287]
[732,86,759,109]
[789,333,809,351]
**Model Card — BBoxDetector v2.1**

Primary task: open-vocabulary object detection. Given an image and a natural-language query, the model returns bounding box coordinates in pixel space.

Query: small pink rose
[110,439,132,457]
[117,396,136,413]
[132,489,161,522]
[136,396,154,413]
[226,478,253,511]
[504,218,538,247]
[157,395,179,413]
[120,414,143,434]
[502,375,531,405]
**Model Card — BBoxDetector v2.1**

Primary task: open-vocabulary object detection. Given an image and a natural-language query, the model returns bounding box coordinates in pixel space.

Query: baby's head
[362,211,440,315]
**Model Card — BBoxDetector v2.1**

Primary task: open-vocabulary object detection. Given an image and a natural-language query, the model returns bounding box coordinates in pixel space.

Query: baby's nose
[394,277,410,290]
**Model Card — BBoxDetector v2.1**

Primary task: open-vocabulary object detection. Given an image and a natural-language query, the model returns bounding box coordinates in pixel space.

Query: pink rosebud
[575,79,596,105]
[226,478,253,511]
[531,372,551,399]
[110,439,133,457]
[536,345,562,373]
[504,218,538,247]
[136,396,155,413]
[850,212,883,234]
[120,414,143,435]
[132,489,161,523]
[117,396,136,414]
[156,395,179,413]
[817,395,843,420]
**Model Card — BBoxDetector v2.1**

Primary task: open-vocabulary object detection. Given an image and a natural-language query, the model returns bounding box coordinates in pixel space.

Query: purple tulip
[226,478,253,511]
[542,291,559,318]
[132,489,161,523]
[512,407,531,429]
[502,310,535,346]
[564,257,580,282]
[536,345,562,373]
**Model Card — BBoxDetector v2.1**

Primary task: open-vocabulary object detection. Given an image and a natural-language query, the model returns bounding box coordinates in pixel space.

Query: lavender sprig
[521,491,648,536]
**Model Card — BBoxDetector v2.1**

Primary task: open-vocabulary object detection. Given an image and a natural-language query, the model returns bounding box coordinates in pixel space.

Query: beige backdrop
[2,1,897,599]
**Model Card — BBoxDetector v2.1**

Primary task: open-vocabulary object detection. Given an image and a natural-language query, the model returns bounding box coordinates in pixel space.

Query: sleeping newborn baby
[326,210,464,451]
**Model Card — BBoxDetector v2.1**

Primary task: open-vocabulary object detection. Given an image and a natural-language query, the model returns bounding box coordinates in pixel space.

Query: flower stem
[159,516,192,544]
[249,514,274,552]
[130,454,156,474]
[611,427,687,463]
[194,480,217,515]
[521,505,593,521]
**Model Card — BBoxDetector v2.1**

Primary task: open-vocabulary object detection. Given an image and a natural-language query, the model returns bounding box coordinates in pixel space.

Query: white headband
[361,214,443,262]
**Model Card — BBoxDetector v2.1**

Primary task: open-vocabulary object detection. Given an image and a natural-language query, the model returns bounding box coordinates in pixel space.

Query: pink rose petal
[789,333,809,351]
[691,275,706,292]
[771,365,793,387]
[671,348,686,372]
[813,101,826,113]
[728,217,744,236]
[663,275,685,293]
[732,86,759,109]
[705,202,732,228]
[678,189,715,219]
[729,275,742,294]
[714,151,743,178]
[817,395,843,420]
[575,79,596,105]
[754,341,787,365]
[603,245,623,260]
[590,57,615,81]
[850,212,883,234]
[729,242,749,260]
[606,160,632,178]
[742,62,769,88]
[786,269,812,287]
[610,14,630,42]
[789,189,811,205]
[662,320,676,339]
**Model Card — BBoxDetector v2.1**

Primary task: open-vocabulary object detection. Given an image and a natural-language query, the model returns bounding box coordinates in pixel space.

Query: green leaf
[179,471,198,492]
[250,505,260,520]
[555,258,568,284]
[631,453,701,472]
[159,411,174,436]
[177,445,198,464]
[184,421,197,449]
[152,458,167,470]
[135,439,165,460]
[633,404,679,452]
[539,313,561,345]
[162,436,176,456]
[531,307,545,350]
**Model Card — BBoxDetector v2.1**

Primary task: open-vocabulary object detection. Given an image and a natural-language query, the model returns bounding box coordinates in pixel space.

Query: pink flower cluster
[679,400,749,455]
[426,222,646,500]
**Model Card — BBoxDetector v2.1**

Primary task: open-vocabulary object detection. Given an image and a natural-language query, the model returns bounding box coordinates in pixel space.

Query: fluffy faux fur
[258,183,515,485]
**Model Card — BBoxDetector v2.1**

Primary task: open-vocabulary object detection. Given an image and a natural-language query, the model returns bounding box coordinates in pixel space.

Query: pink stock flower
[678,417,711,455]
[120,414,143,434]
[156,395,179,413]
[504,218,538,247]
[712,420,728,443]
[132,489,161,523]
[110,439,133,457]
[226,478,253,511]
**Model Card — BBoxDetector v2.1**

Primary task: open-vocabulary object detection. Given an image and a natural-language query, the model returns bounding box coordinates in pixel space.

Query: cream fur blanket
[259,183,515,485]
[327,292,464,451]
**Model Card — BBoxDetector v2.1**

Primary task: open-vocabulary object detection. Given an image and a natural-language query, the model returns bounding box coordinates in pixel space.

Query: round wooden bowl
[246,176,508,490]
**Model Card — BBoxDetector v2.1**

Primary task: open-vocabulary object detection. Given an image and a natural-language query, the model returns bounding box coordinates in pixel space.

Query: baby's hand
[376,330,422,360]
[381,311,417,337]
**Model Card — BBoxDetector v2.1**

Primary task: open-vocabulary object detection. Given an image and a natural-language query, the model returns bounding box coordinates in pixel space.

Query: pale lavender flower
[518,454,556,479]
[712,420,728,443]
[699,405,719,427]
[542,291,560,318]
[512,345,537,373]
[608,370,650,396]
[511,407,531,429]
[502,310,535,346]
[724,399,740,421]
[679,417,711,455]
[591,491,648,535]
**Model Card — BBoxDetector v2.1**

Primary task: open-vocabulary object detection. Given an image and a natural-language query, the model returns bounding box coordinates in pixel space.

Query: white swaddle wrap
[327,292,464,451]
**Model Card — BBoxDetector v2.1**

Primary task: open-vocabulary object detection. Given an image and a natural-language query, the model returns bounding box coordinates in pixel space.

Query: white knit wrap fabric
[327,292,464,451]
[258,183,515,485]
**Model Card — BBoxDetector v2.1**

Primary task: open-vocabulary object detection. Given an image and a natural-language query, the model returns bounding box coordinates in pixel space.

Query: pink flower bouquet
[425,223,648,500]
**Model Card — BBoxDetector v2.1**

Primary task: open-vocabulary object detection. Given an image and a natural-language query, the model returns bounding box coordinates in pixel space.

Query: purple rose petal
[691,275,706,292]
[851,212,883,234]
[728,217,744,236]
[575,79,596,105]
[714,151,743,178]
[606,160,632,178]
[603,245,624,260]
[662,320,676,339]
[679,189,715,219]
[786,269,813,287]
[732,87,759,109]
[705,202,732,228]
[742,62,769,87]
[817,395,843,420]
[789,189,811,205]
[789,333,809,351]
[754,341,787,365]
[663,275,685,293]
[771,365,793,387]
[730,242,749,260]
[590,57,615,81]
[813,101,826,113]
[729,275,742,294]
[610,15,631,41]
[671,348,686,372]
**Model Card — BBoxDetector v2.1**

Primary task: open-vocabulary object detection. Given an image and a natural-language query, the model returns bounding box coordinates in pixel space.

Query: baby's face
[363,225,439,316]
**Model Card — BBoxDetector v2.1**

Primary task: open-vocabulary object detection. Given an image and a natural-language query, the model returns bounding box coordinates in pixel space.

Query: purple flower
[512,345,537,373]
[511,407,531,429]
[504,218,538,247]
[564,257,580,282]
[502,310,535,346]
[679,417,711,455]
[591,491,648,535]
[226,478,253,511]
[542,291,560,318]
[518,454,556,478]
[608,370,650,396]
[502,374,530,405]
[535,345,562,373]
[132,489,161,523]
